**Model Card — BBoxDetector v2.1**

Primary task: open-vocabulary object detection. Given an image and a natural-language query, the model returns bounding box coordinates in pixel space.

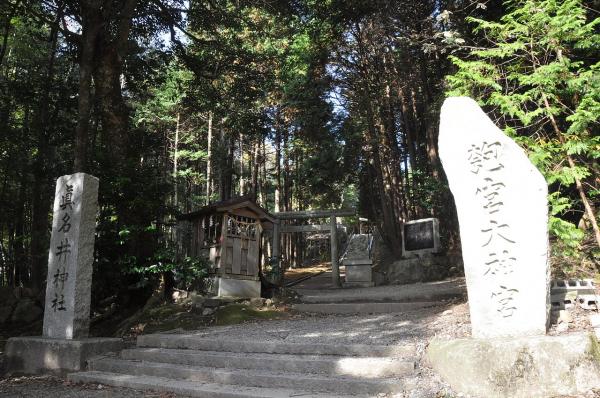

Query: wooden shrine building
[177,197,276,298]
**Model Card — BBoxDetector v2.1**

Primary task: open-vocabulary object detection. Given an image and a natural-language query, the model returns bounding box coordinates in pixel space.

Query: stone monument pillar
[43,173,98,339]
[438,97,550,338]
[5,173,122,375]
[427,98,600,398]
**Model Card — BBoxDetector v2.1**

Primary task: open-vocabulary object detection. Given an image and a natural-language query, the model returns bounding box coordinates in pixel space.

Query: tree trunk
[251,140,259,200]
[0,4,15,67]
[206,111,213,205]
[541,93,600,250]
[13,178,26,286]
[73,10,102,173]
[30,9,61,290]
[274,118,281,212]
[173,111,180,208]
[239,132,244,196]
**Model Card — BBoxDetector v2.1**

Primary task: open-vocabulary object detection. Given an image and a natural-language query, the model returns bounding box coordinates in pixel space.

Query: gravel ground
[0,300,470,398]
[169,299,471,346]
[0,375,178,398]
[0,276,597,398]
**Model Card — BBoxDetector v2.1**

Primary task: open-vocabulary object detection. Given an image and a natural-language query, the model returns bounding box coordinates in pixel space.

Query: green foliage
[548,193,585,256]
[129,246,210,291]
[447,0,600,259]
[410,169,448,215]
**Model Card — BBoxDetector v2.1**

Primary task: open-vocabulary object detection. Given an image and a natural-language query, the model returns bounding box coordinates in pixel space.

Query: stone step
[298,292,462,304]
[89,357,409,395]
[137,334,415,358]
[68,371,356,398]
[295,278,466,304]
[120,348,415,378]
[293,301,439,314]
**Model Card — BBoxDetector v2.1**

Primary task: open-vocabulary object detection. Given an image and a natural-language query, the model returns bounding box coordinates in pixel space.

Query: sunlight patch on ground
[300,331,350,338]
[335,357,406,378]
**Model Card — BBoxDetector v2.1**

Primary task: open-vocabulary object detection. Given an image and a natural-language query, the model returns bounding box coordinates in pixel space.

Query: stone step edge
[120,347,416,378]
[89,357,408,394]
[293,301,441,313]
[68,371,355,398]
[298,293,463,304]
[123,347,416,363]
[136,334,415,357]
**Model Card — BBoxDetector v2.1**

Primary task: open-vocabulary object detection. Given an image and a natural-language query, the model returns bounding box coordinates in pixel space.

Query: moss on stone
[589,333,600,366]
[214,304,286,326]
[491,347,537,392]
[115,300,210,336]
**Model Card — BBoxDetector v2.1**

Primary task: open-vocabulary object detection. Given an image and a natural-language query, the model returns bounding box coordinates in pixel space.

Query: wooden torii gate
[272,209,355,287]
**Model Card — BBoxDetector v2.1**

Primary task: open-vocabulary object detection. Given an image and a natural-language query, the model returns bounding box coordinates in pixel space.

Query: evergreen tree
[447,0,600,264]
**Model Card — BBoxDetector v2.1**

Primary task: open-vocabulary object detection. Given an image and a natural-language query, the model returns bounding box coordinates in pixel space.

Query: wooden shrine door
[223,214,260,277]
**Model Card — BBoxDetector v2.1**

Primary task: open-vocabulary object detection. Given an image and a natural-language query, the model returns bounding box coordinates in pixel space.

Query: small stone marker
[439,97,549,338]
[43,173,99,339]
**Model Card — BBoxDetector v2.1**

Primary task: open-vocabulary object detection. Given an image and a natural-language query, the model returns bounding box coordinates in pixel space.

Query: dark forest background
[0,0,598,305]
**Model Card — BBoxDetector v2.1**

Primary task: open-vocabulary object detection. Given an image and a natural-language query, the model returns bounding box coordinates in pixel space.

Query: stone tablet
[43,173,99,339]
[402,218,441,256]
[439,97,549,338]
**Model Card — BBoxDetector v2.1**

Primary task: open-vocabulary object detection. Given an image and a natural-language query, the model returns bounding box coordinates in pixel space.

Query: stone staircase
[69,333,418,397]
[293,277,466,314]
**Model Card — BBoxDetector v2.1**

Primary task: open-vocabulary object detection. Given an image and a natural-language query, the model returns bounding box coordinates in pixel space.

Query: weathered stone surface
[426,333,600,398]
[249,297,266,307]
[203,298,223,308]
[217,278,260,298]
[4,336,123,376]
[43,173,99,339]
[345,264,373,283]
[375,255,455,286]
[439,97,549,338]
[10,298,43,324]
[343,234,370,260]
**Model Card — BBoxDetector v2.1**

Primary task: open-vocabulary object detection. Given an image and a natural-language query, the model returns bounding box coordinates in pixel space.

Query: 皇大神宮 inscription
[468,140,518,318]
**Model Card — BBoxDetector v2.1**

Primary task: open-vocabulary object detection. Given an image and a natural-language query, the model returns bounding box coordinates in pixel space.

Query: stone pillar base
[4,336,123,376]
[426,332,600,398]
[343,259,373,288]
[217,277,261,298]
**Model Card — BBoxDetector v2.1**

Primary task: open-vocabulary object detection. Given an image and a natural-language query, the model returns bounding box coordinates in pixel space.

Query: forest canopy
[0,0,598,301]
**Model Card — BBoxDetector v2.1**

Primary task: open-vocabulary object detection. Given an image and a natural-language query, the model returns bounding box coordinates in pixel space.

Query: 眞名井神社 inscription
[43,173,99,340]
[51,184,74,313]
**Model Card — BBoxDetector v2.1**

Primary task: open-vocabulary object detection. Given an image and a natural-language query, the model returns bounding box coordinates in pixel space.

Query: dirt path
[0,375,177,398]
[1,274,598,397]
[0,299,471,398]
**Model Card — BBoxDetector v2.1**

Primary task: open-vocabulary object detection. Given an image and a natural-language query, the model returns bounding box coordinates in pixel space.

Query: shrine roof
[177,196,276,223]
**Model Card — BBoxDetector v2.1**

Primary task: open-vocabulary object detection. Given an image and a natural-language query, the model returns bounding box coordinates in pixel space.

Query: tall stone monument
[43,173,98,339]
[427,98,599,398]
[438,97,549,338]
[5,173,122,375]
